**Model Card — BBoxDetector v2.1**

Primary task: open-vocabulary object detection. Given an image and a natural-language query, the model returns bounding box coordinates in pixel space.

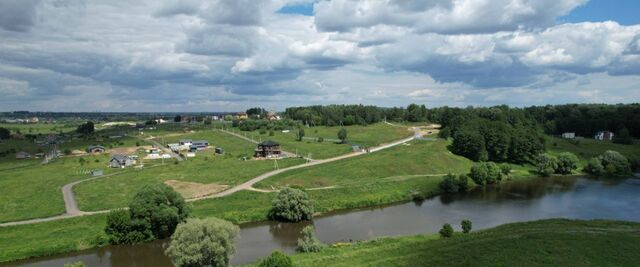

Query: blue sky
[0,0,638,112]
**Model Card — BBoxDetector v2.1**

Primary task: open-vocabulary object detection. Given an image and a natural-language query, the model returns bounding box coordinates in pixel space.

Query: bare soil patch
[164,180,229,199]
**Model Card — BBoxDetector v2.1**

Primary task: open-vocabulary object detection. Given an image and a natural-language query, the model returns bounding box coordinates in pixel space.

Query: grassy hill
[547,136,640,168]
[278,219,640,267]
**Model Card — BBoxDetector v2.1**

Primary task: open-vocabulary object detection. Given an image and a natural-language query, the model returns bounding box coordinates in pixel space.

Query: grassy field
[547,137,640,167]
[279,219,640,267]
[0,122,80,135]
[74,130,305,211]
[244,123,413,159]
[256,139,473,189]
[0,154,120,222]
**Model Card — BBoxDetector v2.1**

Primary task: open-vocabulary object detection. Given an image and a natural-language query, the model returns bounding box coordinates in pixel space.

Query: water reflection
[7,176,640,267]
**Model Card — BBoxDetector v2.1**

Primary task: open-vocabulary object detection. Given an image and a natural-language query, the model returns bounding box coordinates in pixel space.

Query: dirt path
[145,138,183,162]
[0,128,418,227]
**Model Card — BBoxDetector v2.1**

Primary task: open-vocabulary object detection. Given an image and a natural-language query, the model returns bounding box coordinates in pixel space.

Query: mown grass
[547,136,640,167]
[0,154,119,222]
[279,219,640,267]
[151,130,256,156]
[245,123,413,159]
[256,139,473,189]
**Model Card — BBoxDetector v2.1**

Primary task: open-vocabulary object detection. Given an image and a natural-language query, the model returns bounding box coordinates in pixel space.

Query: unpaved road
[0,129,417,227]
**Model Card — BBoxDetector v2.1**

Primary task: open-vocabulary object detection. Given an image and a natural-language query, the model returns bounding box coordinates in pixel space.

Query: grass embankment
[547,137,640,167]
[278,219,640,267]
[245,123,413,159]
[256,139,473,189]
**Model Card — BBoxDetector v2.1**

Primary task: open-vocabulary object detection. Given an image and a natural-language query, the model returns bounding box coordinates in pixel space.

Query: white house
[594,131,614,141]
[561,132,575,139]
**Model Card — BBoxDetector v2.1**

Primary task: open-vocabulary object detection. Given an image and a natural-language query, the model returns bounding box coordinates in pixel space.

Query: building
[87,145,106,154]
[594,131,614,141]
[15,151,32,159]
[179,139,193,146]
[254,140,282,158]
[561,132,575,139]
[235,112,248,120]
[90,169,104,176]
[110,154,135,168]
[266,111,280,121]
[215,147,225,154]
[190,140,209,151]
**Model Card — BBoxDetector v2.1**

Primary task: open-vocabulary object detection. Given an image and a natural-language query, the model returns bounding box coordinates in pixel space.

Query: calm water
[6,176,640,267]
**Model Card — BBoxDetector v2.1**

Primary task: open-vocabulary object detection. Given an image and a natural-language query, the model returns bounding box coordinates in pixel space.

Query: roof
[259,140,280,146]
[193,140,208,144]
[111,154,129,161]
[87,145,105,150]
[179,139,192,143]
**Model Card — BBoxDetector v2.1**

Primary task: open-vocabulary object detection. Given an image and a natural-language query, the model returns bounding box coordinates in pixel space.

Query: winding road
[0,128,418,227]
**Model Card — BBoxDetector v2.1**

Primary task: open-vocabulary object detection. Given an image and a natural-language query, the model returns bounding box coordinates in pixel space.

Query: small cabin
[594,131,614,141]
[90,169,103,176]
[87,145,106,154]
[561,132,575,139]
[255,140,282,158]
[110,154,135,168]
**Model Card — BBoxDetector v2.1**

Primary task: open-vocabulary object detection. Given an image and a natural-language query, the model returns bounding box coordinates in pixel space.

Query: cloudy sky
[1,0,639,112]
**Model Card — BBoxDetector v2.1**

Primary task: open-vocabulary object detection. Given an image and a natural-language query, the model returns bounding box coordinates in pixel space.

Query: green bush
[599,150,631,176]
[129,184,189,239]
[555,152,578,175]
[499,164,512,176]
[63,262,86,267]
[461,219,472,233]
[457,174,470,192]
[338,128,348,143]
[296,225,324,253]
[439,223,454,238]
[268,187,314,222]
[439,174,459,193]
[165,218,239,267]
[584,157,605,176]
[104,209,153,245]
[469,162,503,185]
[258,251,293,267]
[535,153,557,177]
[317,137,324,143]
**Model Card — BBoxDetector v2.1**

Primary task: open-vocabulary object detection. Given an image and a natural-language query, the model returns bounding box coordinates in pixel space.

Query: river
[7,176,640,266]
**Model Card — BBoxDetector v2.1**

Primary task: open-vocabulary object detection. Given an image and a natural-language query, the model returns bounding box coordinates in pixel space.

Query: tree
[613,127,633,145]
[457,174,470,192]
[439,174,459,193]
[165,218,239,267]
[258,251,293,267]
[76,121,95,135]
[337,128,348,143]
[555,152,578,175]
[268,187,314,222]
[0,127,10,139]
[439,223,454,238]
[104,209,153,245]
[461,219,472,233]
[535,153,557,177]
[451,130,488,161]
[469,162,503,185]
[129,184,189,239]
[500,164,512,176]
[438,127,451,139]
[174,115,182,122]
[599,150,631,176]
[296,128,305,141]
[296,225,324,253]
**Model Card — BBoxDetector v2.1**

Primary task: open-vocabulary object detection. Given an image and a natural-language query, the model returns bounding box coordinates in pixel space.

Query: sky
[0,0,639,112]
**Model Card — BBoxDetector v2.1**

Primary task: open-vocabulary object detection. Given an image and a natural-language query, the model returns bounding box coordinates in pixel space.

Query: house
[266,111,280,121]
[190,140,209,150]
[110,154,135,168]
[561,132,575,139]
[35,153,45,158]
[15,151,32,159]
[254,140,282,158]
[87,145,106,154]
[235,112,248,120]
[147,147,161,154]
[179,139,193,146]
[594,131,614,141]
[90,169,103,176]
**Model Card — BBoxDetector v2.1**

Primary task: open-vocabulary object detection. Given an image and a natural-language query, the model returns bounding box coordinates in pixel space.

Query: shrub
[259,129,267,135]
[317,137,324,143]
[499,164,512,176]
[461,219,472,233]
[268,187,314,222]
[555,152,578,175]
[584,157,605,176]
[337,128,348,143]
[469,162,503,185]
[296,225,324,253]
[165,218,239,267]
[599,150,631,176]
[439,223,454,238]
[104,210,153,245]
[269,130,274,136]
[258,251,293,267]
[535,153,557,177]
[456,174,470,192]
[613,127,633,145]
[439,174,459,193]
[296,128,305,141]
[129,184,189,239]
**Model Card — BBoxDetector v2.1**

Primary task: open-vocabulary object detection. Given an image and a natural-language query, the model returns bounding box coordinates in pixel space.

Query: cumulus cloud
[0,0,41,32]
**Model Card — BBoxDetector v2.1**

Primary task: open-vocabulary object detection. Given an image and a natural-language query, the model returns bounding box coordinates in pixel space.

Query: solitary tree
[337,128,348,143]
[555,152,578,175]
[297,128,305,141]
[258,251,293,267]
[0,127,10,139]
[296,225,324,253]
[439,174,459,193]
[104,209,153,245]
[439,223,454,238]
[268,187,314,222]
[461,219,472,233]
[129,184,189,239]
[165,218,239,267]
[535,153,557,177]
